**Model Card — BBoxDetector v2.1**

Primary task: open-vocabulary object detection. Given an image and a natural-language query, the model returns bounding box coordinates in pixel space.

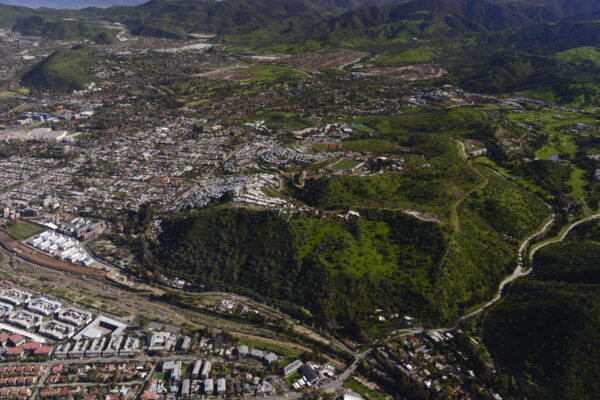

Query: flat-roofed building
[27,297,62,316]
[69,340,88,358]
[86,336,107,357]
[38,320,75,340]
[73,316,127,340]
[54,342,71,358]
[120,336,140,356]
[191,360,202,377]
[217,378,226,394]
[56,307,93,326]
[204,379,214,395]
[201,360,212,378]
[6,310,42,329]
[103,335,124,356]
[283,360,303,377]
[181,379,191,397]
[0,289,31,306]
[148,331,177,353]
[0,302,12,317]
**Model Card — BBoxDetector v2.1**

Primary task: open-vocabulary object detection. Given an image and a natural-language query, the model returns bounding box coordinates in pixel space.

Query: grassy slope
[22,48,94,92]
[4,221,44,240]
[154,108,549,330]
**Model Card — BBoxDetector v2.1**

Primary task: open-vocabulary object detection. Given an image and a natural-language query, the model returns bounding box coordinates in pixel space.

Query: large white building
[57,307,93,326]
[38,320,75,340]
[0,288,31,306]
[27,297,62,316]
[28,231,94,266]
[3,128,68,143]
[6,310,42,329]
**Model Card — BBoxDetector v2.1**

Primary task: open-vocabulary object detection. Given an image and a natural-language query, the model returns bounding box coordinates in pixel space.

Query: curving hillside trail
[458,212,600,323]
[527,213,600,265]
[387,212,600,342]
[456,211,556,322]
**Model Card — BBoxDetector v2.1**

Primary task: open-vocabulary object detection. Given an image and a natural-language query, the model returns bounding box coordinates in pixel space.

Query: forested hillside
[483,220,600,400]
[152,108,549,333]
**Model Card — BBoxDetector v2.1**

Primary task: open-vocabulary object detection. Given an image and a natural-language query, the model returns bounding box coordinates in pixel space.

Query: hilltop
[0,0,147,8]
[22,48,94,92]
[149,108,551,333]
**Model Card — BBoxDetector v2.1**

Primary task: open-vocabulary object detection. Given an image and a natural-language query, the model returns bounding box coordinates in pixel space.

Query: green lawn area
[244,65,309,82]
[153,372,165,380]
[351,123,375,134]
[376,45,442,65]
[260,186,283,198]
[312,143,330,152]
[244,108,311,130]
[0,91,18,98]
[342,139,401,153]
[506,109,594,159]
[164,64,307,107]
[568,166,587,201]
[504,108,595,203]
[5,221,45,240]
[284,371,301,386]
[534,133,577,160]
[326,158,363,171]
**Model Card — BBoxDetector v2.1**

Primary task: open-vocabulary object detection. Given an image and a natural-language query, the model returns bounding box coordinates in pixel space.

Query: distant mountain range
[3,0,600,44]
[0,0,147,9]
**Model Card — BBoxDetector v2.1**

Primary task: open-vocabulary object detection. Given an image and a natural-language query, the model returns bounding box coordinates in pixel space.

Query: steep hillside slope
[150,109,550,333]
[22,48,94,92]
[0,0,147,8]
[483,220,600,400]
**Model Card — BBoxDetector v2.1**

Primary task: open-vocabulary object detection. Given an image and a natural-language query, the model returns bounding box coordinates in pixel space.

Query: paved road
[15,350,369,400]
[30,365,51,400]
[257,350,370,400]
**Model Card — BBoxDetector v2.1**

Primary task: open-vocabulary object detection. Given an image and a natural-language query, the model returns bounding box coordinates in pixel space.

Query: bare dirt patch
[280,49,368,71]
[197,67,255,81]
[368,63,446,80]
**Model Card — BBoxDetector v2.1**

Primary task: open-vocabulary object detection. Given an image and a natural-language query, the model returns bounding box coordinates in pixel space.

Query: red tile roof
[8,334,26,346]
[33,346,52,356]
[5,346,24,356]
[23,342,41,350]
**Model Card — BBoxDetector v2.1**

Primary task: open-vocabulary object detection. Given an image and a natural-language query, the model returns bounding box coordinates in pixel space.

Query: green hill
[13,15,117,40]
[22,48,94,92]
[150,109,550,333]
[482,219,600,400]
[154,206,448,332]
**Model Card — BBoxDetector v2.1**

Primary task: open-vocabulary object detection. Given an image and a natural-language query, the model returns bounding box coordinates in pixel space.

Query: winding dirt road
[387,212,600,340]
[457,211,556,322]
